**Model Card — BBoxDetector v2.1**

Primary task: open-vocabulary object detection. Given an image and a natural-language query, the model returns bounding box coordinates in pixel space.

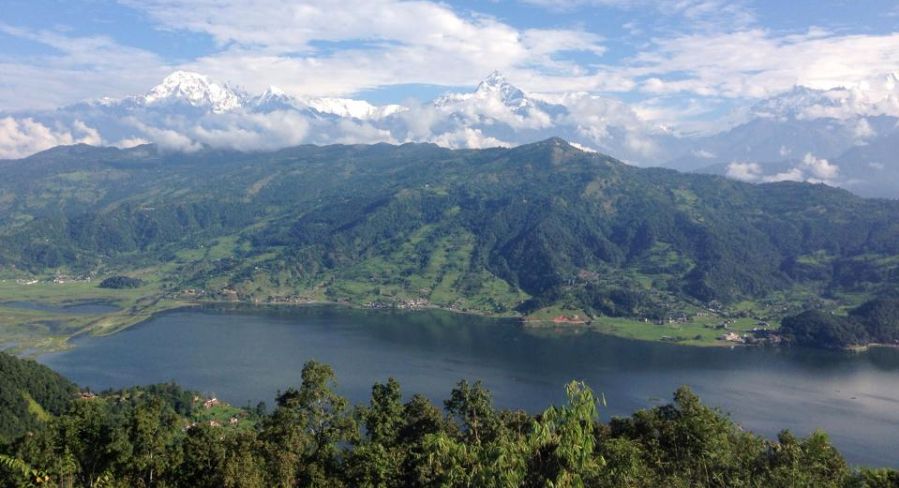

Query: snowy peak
[252,85,298,110]
[260,85,286,99]
[144,71,243,113]
[474,70,527,106]
[477,70,511,91]
[751,73,899,121]
[751,86,838,119]
[435,71,533,111]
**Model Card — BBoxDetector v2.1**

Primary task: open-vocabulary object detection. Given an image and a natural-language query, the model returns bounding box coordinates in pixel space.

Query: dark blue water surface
[40,305,899,467]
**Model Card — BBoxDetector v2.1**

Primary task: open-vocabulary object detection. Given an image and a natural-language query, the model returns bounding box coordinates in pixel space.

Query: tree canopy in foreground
[1,356,897,487]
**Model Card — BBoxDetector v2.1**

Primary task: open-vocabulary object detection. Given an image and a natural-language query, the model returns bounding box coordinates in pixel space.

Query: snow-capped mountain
[249,85,405,120]
[0,69,673,162]
[436,71,534,112]
[426,71,674,160]
[751,73,899,121]
[251,86,299,111]
[142,71,244,113]
[672,74,899,197]
[2,70,898,198]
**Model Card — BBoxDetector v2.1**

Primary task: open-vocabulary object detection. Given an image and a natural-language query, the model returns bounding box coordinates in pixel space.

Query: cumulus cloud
[118,0,605,99]
[725,161,764,181]
[111,137,152,149]
[520,0,756,29]
[631,30,899,100]
[326,119,396,146]
[726,153,840,185]
[800,153,839,182]
[0,117,103,159]
[1,0,896,144]
[430,128,510,149]
[121,109,312,152]
[123,117,203,152]
[548,92,664,158]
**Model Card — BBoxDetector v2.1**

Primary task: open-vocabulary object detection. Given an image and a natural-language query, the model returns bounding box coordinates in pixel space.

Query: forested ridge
[1,355,897,487]
[3,139,899,323]
[0,352,76,444]
[781,297,899,349]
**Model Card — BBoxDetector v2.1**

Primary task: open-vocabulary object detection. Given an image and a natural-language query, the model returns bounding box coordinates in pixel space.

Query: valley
[2,139,897,352]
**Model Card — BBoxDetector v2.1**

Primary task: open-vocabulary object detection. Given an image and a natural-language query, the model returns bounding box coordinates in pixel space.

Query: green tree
[261,361,358,487]
[527,381,603,487]
[124,398,181,487]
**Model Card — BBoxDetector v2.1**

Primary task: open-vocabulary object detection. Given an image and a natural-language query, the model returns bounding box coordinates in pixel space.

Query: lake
[40,304,899,467]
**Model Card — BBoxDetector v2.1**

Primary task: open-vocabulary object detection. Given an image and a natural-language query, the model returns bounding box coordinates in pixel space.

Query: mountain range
[1,71,898,197]
[2,139,898,323]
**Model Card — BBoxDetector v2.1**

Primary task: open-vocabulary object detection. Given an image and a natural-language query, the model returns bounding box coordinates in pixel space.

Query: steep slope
[0,352,77,441]
[1,140,898,320]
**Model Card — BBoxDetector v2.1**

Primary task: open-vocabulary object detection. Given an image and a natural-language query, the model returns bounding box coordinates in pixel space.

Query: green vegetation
[781,297,899,349]
[98,276,144,289]
[0,279,190,353]
[1,357,897,487]
[0,352,76,443]
[2,140,899,350]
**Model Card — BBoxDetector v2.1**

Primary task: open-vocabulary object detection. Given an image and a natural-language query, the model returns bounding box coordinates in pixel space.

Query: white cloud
[725,152,840,185]
[0,23,169,110]
[548,91,664,157]
[725,161,763,181]
[111,137,152,148]
[799,152,839,182]
[123,117,203,152]
[851,118,876,142]
[762,167,805,183]
[430,128,510,149]
[631,30,899,100]
[0,117,102,159]
[569,141,597,153]
[521,0,756,29]
[191,111,310,151]
[122,109,312,152]
[327,119,396,145]
[118,0,605,99]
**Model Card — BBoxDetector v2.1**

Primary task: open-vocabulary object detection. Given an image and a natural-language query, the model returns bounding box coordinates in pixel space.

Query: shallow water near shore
[4,300,121,315]
[40,304,899,467]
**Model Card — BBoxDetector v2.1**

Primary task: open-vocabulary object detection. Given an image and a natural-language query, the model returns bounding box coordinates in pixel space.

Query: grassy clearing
[523,303,765,347]
[589,316,760,347]
[191,403,256,432]
[22,391,51,422]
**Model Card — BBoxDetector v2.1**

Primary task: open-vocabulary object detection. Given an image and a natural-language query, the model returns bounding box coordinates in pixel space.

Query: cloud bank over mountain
[2,67,899,198]
[0,70,674,162]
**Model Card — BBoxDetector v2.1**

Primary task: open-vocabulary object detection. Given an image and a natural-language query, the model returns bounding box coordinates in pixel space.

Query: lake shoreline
[64,295,751,351]
[38,302,899,469]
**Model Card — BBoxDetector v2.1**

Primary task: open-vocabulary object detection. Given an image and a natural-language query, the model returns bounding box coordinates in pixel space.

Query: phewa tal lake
[40,305,899,467]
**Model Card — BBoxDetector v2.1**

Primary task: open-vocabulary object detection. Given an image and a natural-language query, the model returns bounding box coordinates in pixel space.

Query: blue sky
[1,0,898,129]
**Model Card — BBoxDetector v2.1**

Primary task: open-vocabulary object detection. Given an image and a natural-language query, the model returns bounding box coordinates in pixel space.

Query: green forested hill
[0,352,76,442]
[2,138,899,321]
